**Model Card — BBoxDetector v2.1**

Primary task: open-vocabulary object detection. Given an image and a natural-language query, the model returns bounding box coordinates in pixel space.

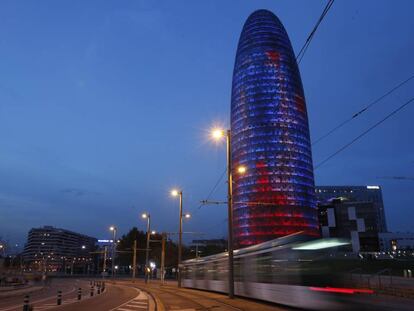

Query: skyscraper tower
[231,10,319,247]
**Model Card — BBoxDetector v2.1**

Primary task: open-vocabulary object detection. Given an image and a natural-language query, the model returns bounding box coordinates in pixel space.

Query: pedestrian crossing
[113,291,149,311]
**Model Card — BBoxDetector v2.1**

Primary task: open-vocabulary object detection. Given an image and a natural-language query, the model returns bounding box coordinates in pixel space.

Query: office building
[316,186,388,252]
[231,9,319,247]
[22,226,96,273]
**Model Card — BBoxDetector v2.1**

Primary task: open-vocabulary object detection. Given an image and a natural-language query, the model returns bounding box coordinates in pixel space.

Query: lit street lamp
[141,213,151,283]
[109,226,117,278]
[211,127,247,299]
[171,189,191,288]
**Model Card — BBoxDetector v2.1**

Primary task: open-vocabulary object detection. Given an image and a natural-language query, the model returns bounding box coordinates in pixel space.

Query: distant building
[22,226,97,273]
[379,232,414,252]
[315,185,387,233]
[316,186,388,253]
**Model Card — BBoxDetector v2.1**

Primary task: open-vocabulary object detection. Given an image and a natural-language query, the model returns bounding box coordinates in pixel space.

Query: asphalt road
[0,278,88,311]
[0,279,148,311]
[5,278,413,311]
[52,283,146,311]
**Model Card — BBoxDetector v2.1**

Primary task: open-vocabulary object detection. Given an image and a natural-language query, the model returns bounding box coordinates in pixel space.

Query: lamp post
[141,213,151,283]
[109,226,117,278]
[171,189,183,287]
[171,189,192,287]
[211,128,247,299]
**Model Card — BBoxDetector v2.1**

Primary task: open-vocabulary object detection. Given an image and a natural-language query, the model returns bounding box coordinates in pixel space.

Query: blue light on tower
[231,10,320,247]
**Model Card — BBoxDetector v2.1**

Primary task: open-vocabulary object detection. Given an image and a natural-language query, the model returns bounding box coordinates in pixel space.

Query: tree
[116,227,193,272]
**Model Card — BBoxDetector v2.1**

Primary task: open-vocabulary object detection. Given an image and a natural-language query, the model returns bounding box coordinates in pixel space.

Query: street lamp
[210,127,247,299]
[237,166,247,174]
[141,213,151,283]
[171,188,186,288]
[109,226,117,278]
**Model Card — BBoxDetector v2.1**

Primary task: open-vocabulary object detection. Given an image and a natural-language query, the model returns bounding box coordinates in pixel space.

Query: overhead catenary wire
[314,96,414,170]
[377,176,414,181]
[197,168,226,210]
[313,74,414,146]
[296,0,335,64]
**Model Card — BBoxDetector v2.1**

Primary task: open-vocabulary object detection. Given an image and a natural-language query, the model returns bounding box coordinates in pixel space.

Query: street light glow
[171,189,179,197]
[237,166,247,174]
[151,230,156,235]
[141,213,148,219]
[109,226,115,231]
[184,213,191,219]
[211,128,225,140]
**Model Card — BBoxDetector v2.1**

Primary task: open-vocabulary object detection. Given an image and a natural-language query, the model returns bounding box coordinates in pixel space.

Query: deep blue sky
[1,0,414,246]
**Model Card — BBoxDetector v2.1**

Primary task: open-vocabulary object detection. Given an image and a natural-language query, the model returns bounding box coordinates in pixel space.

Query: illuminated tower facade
[231,10,319,247]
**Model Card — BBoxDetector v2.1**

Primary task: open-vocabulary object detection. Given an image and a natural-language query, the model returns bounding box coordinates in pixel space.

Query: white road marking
[110,286,144,311]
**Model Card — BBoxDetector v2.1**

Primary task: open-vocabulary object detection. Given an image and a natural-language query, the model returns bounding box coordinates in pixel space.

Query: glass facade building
[231,10,319,247]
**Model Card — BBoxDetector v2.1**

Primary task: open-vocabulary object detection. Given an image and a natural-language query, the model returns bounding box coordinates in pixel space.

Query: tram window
[206,261,216,280]
[234,257,242,282]
[256,252,273,283]
[195,264,204,278]
[217,260,227,281]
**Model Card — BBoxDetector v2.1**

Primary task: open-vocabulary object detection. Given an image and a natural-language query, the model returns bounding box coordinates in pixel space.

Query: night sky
[1,0,413,247]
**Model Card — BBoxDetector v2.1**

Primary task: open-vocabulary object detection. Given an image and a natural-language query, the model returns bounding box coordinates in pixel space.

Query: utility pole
[132,240,137,280]
[161,233,166,284]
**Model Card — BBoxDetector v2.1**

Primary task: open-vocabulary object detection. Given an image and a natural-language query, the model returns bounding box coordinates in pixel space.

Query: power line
[314,96,414,170]
[377,176,414,181]
[197,168,226,210]
[313,74,414,146]
[296,0,335,64]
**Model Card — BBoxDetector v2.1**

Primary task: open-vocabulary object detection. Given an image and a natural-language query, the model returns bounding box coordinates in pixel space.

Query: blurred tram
[181,233,390,310]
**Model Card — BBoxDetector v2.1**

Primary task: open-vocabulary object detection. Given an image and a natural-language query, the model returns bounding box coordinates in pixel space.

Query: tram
[181,233,385,310]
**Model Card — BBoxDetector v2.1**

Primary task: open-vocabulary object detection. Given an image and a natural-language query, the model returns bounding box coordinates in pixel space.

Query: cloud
[61,188,99,197]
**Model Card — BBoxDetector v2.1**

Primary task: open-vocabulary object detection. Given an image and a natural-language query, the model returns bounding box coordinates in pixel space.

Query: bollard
[78,287,82,300]
[102,281,105,292]
[90,285,94,297]
[97,283,101,295]
[23,295,30,311]
[57,290,62,305]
